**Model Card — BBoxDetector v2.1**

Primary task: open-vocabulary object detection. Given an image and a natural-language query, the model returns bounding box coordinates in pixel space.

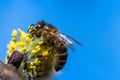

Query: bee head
[27,21,46,38]
[36,21,58,33]
[28,20,45,32]
[35,20,45,29]
[28,20,58,39]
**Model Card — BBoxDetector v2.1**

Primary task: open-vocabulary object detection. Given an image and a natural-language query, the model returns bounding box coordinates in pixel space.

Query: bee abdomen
[54,52,68,71]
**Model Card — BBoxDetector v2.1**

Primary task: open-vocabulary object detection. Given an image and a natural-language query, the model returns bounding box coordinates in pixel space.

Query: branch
[0,61,22,80]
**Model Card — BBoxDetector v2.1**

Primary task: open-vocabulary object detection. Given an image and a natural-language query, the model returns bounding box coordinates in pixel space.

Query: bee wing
[58,33,83,51]
[61,33,84,46]
[67,43,76,51]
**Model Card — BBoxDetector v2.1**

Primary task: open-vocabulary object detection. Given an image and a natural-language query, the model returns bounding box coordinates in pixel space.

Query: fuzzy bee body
[28,21,83,72]
[28,21,70,72]
[53,37,68,71]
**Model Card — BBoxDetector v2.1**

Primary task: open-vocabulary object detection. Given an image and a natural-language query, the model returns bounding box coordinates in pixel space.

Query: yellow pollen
[11,30,17,37]
[12,37,17,42]
[21,47,27,53]
[38,41,44,45]
[36,48,41,52]
[26,36,32,42]
[31,50,37,55]
[43,51,48,56]
[35,45,40,49]
[18,42,25,47]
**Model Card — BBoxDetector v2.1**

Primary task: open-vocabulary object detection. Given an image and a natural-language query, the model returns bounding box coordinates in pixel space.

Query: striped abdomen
[54,38,68,71]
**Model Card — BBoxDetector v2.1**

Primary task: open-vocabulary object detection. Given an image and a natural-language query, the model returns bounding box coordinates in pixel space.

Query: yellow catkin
[11,30,17,37]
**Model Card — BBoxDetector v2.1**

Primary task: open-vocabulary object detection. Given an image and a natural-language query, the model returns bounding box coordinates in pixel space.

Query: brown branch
[0,61,22,80]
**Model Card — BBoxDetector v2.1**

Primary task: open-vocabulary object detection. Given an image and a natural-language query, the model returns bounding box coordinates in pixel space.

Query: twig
[0,61,22,80]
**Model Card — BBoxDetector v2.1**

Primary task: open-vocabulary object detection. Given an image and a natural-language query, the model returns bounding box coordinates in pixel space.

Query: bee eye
[35,24,42,29]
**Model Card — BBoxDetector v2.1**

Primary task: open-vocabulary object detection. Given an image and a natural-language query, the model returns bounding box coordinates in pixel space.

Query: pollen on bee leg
[43,51,48,57]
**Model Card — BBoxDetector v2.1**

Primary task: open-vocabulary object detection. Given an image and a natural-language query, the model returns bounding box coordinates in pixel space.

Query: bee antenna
[30,24,35,26]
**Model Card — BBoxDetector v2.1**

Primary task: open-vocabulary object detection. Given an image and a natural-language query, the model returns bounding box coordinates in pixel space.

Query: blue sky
[0,0,120,80]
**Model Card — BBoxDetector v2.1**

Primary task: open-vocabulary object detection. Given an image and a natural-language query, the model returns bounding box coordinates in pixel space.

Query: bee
[6,21,83,80]
[28,21,83,72]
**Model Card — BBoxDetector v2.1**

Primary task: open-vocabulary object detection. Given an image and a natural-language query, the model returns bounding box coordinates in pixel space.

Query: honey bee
[28,21,83,72]
[6,21,83,80]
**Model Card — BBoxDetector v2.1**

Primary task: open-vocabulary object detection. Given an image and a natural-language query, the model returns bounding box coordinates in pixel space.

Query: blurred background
[0,0,120,80]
